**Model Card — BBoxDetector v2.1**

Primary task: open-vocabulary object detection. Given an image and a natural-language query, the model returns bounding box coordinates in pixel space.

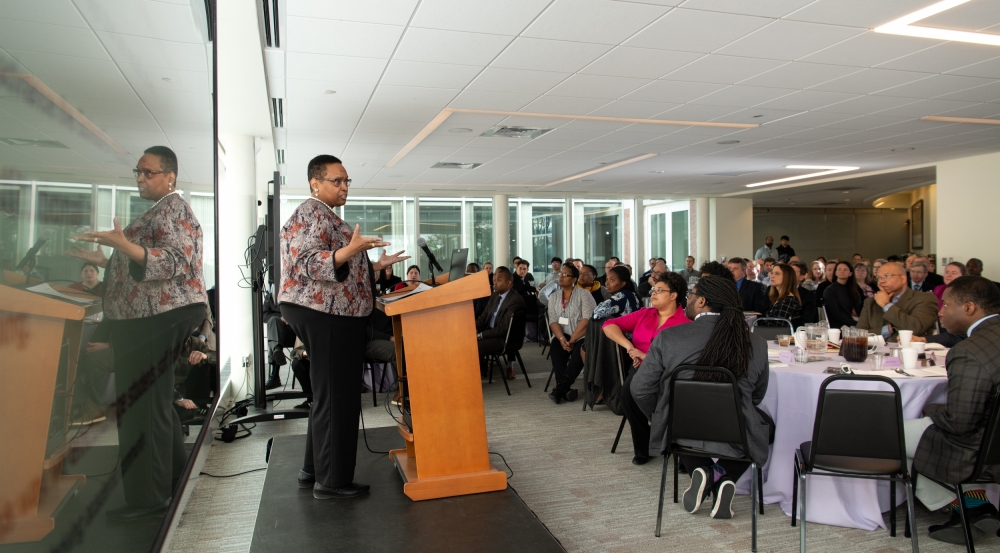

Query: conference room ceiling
[0,0,214,188]
[746,165,936,208]
[267,0,1000,203]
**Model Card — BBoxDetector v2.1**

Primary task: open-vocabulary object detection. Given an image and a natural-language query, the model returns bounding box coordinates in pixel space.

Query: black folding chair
[486,311,530,396]
[912,388,1000,552]
[610,343,629,453]
[792,374,917,553]
[750,317,793,342]
[656,365,764,552]
[363,359,396,407]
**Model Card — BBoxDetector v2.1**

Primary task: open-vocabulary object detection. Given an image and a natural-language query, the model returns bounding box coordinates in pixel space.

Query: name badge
[558,317,570,325]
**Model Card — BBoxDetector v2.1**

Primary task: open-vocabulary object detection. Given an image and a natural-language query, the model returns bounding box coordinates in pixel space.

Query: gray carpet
[166,344,1000,552]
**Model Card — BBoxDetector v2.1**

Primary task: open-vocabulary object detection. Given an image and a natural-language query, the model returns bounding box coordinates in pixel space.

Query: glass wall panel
[418,200,462,278]
[34,185,93,283]
[508,204,518,266]
[344,198,406,275]
[0,183,30,271]
[650,212,667,260]
[645,201,689,272]
[467,200,493,267]
[671,210,690,272]
[189,194,217,289]
[574,201,622,270]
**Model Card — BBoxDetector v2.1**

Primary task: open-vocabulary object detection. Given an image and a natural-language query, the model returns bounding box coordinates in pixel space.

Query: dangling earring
[312,188,318,197]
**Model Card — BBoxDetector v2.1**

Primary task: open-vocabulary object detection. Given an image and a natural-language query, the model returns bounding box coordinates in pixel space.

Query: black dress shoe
[313,482,370,500]
[632,455,650,466]
[564,389,579,402]
[548,390,563,404]
[106,499,170,522]
[297,469,315,489]
[264,374,282,390]
[929,503,1000,545]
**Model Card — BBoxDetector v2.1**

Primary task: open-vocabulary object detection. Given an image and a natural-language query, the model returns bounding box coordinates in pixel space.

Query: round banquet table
[730,346,948,531]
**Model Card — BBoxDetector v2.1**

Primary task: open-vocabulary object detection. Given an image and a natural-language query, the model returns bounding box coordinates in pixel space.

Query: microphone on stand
[15,231,53,271]
[416,238,443,273]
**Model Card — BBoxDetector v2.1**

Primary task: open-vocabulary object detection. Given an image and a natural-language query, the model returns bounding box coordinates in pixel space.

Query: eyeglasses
[133,168,168,179]
[559,273,574,278]
[316,177,352,188]
[650,287,672,295]
[876,273,903,281]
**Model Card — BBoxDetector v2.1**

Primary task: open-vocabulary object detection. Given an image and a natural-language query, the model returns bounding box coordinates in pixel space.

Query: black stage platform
[250,429,565,553]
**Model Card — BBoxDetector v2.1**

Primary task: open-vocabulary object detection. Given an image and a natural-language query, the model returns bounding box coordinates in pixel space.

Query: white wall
[937,152,1000,280]
[709,198,753,262]
[753,208,909,263]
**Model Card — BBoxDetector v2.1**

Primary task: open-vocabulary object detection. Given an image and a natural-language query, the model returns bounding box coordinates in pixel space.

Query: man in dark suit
[790,261,818,325]
[727,257,769,314]
[638,260,667,300]
[857,261,939,339]
[909,259,941,292]
[907,276,1000,544]
[596,256,620,287]
[476,267,526,380]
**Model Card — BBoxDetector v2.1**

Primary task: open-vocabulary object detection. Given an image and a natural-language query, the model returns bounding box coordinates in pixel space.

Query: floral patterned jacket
[104,193,207,320]
[278,198,373,317]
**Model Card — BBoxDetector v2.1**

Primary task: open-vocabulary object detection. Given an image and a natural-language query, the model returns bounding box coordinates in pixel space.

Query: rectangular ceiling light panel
[745,165,860,188]
[875,0,1000,46]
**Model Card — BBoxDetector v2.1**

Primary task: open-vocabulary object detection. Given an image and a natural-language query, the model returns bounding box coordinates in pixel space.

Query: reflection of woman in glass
[68,261,105,296]
[393,265,421,291]
[67,146,207,521]
[374,263,402,296]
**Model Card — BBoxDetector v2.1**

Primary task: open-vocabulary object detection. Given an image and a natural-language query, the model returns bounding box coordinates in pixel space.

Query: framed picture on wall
[911,199,924,250]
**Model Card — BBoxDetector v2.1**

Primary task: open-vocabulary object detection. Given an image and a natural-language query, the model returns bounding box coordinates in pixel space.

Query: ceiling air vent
[271,98,283,127]
[480,126,553,139]
[0,137,68,149]
[432,162,482,169]
[262,0,280,48]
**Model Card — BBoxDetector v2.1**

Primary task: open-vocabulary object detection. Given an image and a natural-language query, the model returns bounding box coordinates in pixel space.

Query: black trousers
[678,456,750,493]
[550,340,584,395]
[620,370,651,458]
[280,304,366,489]
[109,304,204,507]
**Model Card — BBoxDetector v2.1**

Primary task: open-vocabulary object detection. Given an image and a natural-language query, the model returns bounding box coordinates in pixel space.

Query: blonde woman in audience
[804,260,825,291]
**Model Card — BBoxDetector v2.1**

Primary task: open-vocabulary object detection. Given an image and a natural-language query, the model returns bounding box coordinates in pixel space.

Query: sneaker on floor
[293,400,312,410]
[564,389,579,402]
[683,467,709,514]
[711,480,736,519]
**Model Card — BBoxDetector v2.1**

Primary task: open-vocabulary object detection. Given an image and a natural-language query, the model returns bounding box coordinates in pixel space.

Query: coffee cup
[901,347,918,370]
[912,342,926,354]
[898,330,913,347]
[827,329,841,344]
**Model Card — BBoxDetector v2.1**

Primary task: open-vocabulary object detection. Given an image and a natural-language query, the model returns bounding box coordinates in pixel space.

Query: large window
[344,197,408,276]
[509,199,566,280]
[645,200,690,272]
[573,200,623,270]
[467,200,493,267]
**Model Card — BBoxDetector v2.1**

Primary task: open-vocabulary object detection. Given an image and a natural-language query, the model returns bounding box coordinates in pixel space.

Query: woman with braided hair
[625,275,771,520]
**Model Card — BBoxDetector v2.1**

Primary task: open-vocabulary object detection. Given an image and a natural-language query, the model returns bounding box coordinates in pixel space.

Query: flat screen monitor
[448,248,469,283]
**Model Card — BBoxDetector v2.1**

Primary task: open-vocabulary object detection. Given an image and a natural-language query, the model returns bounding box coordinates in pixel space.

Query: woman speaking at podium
[69,146,208,521]
[279,155,407,500]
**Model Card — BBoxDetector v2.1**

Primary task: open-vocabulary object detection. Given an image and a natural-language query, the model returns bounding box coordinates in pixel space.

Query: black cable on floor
[200,467,267,478]
[359,406,390,455]
[489,451,514,479]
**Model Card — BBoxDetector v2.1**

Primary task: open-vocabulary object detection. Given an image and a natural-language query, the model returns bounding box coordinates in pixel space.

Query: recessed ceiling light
[875,0,1000,46]
[752,115,764,118]
[162,78,172,82]
[842,191,850,194]
[651,170,665,173]
[717,140,740,145]
[324,90,336,95]
[891,147,916,152]
[875,201,886,207]
[448,128,473,133]
[921,116,1000,125]
[744,165,860,188]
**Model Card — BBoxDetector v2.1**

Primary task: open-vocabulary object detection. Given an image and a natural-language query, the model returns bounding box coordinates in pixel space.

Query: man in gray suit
[624,275,770,520]
[908,276,1000,544]
[857,261,938,339]
[476,267,525,380]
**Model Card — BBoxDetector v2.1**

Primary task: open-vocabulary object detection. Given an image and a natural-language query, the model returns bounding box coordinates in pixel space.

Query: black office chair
[486,311,530,396]
[610,343,629,453]
[750,317,794,342]
[792,374,917,553]
[911,388,1000,553]
[656,365,764,552]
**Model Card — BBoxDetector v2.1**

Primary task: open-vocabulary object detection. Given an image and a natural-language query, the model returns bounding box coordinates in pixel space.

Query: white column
[634,197,644,268]
[218,134,258,397]
[696,198,710,265]
[938,152,1000,279]
[709,198,753,262]
[492,194,508,269]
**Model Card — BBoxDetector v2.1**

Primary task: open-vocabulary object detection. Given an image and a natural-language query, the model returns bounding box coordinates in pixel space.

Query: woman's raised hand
[65,244,109,268]
[348,224,390,255]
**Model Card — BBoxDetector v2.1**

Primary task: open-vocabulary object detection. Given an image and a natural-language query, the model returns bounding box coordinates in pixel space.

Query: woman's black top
[374,275,402,296]
[822,282,862,329]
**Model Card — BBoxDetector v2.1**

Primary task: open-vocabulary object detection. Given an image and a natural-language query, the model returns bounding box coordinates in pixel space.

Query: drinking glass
[805,324,828,354]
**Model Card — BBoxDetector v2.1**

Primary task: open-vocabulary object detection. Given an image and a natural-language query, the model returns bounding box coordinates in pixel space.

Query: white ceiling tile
[289,129,356,143]
[98,31,208,72]
[784,0,933,28]
[587,100,682,118]
[717,20,865,61]
[809,68,931,95]
[0,0,88,27]
[710,108,805,125]
[800,31,934,68]
[286,17,403,57]
[681,0,814,18]
[354,118,430,134]
[118,63,210,95]
[625,8,771,53]
[288,100,366,131]
[946,56,1000,79]
[286,53,388,83]
[657,104,746,122]
[491,37,612,73]
[814,95,921,115]
[380,60,483,89]
[822,115,910,131]
[662,55,785,85]
[689,85,795,107]
[522,0,668,45]
[285,79,376,103]
[547,74,652,99]
[410,0,549,35]
[467,67,570,94]
[579,47,702,79]
[394,27,513,66]
[75,0,204,43]
[932,103,1000,118]
[622,80,725,103]
[936,81,1000,103]
[287,0,418,25]
[874,99,979,118]
[448,90,536,111]
[0,18,107,59]
[877,42,1000,74]
[755,90,859,111]
[875,74,996,99]
[521,95,610,115]
[738,62,861,90]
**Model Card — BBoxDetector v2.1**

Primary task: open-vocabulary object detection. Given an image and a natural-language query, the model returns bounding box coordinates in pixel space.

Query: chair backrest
[970,388,1000,481]
[751,317,793,341]
[808,375,905,466]
[667,365,749,452]
[502,309,527,355]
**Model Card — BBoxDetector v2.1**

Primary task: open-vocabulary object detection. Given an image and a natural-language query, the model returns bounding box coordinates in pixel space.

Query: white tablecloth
[731,348,948,531]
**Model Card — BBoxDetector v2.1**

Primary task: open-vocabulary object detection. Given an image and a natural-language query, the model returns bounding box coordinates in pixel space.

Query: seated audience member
[857,261,938,339]
[68,261,105,296]
[815,260,837,308]
[967,258,984,277]
[639,260,668,300]
[513,260,536,294]
[597,257,620,287]
[727,257,769,314]
[592,265,639,321]
[393,265,422,291]
[911,261,972,348]
[803,260,824,291]
[289,342,312,409]
[758,263,802,326]
[934,261,968,308]
[699,261,734,281]
[547,264,596,404]
[476,267,526,381]
[374,265,402,296]
[852,253,863,265]
[263,292,296,389]
[823,261,863,330]
[757,257,775,287]
[366,304,397,370]
[776,235,795,262]
[603,272,689,370]
[174,329,218,423]
[746,261,758,282]
[483,261,494,288]
[543,257,562,287]
[790,261,818,324]
[624,276,770,520]
[616,263,638,294]
[640,257,657,281]
[71,320,114,426]
[907,276,1000,545]
[578,264,604,305]
[912,256,944,289]
[854,262,874,298]
[909,260,936,293]
[572,258,584,271]
[466,262,479,273]
[872,258,889,293]
[678,256,697,283]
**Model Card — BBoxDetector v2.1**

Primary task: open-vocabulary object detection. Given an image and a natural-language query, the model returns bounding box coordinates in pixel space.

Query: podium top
[381,270,490,316]
[1,283,101,320]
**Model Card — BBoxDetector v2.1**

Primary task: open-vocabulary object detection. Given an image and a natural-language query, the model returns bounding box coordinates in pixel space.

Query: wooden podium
[0,276,100,543]
[381,270,507,501]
